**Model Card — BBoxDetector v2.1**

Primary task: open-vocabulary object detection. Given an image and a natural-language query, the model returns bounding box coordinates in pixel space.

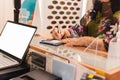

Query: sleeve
[68,24,84,38]
[68,10,92,38]
[68,0,103,38]
[100,2,118,51]
[103,22,118,51]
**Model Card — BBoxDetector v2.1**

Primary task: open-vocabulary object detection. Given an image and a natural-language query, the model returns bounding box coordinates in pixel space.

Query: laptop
[0,21,37,70]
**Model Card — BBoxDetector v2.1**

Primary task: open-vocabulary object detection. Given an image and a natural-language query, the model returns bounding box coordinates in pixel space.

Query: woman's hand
[51,28,71,40]
[60,37,106,51]
[100,0,110,2]
[61,38,85,47]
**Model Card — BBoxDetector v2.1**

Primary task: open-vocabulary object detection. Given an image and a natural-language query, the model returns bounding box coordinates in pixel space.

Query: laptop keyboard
[0,53,19,69]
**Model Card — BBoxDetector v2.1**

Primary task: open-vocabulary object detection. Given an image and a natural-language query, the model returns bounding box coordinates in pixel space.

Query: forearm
[78,36,106,51]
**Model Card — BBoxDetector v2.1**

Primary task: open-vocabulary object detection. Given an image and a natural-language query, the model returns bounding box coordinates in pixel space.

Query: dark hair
[110,0,120,25]
[90,0,102,19]
[89,0,119,25]
[93,0,120,14]
[110,0,120,13]
[93,0,102,13]
[91,0,120,19]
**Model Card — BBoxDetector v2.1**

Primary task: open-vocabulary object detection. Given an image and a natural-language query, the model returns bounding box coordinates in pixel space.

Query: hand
[61,37,107,51]
[51,28,71,40]
[100,0,110,2]
[61,38,84,47]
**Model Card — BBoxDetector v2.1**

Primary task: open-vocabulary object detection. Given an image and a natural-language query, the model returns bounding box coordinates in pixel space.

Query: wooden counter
[30,34,120,80]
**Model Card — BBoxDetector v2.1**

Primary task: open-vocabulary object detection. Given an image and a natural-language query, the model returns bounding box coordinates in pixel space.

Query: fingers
[61,38,81,47]
[62,30,71,38]
[51,28,62,40]
[51,27,71,40]
[61,38,71,43]
[61,38,74,47]
[100,0,110,2]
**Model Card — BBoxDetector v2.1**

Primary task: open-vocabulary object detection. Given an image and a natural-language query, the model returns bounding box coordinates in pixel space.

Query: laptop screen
[0,21,37,59]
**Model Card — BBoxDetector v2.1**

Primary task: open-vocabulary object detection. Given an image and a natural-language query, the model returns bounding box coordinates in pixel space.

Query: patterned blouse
[68,2,119,51]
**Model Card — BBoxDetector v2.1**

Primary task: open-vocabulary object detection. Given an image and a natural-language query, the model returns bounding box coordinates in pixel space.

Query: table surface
[30,34,120,71]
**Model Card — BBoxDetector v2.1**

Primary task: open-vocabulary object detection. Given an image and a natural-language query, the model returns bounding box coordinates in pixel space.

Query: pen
[58,24,65,39]
[58,24,61,33]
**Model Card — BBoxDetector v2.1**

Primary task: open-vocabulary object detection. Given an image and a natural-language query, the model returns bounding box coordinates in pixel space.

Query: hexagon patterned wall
[38,0,83,34]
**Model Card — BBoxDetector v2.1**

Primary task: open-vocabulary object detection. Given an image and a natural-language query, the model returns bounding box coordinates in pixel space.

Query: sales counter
[29,34,120,80]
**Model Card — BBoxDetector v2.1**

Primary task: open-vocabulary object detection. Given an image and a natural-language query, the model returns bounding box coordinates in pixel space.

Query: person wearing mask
[51,0,120,52]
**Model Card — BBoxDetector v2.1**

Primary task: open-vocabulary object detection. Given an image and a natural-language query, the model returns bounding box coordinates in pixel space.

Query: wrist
[83,36,95,47]
[100,0,110,3]
[65,30,71,38]
[61,29,71,39]
[68,28,79,38]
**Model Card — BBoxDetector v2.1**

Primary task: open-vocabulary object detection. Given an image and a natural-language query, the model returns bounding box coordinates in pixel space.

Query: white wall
[86,0,94,11]
[32,0,41,34]
[0,0,14,33]
[81,0,93,17]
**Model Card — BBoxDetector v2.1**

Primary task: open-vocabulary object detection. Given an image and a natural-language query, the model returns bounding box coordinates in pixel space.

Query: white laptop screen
[0,21,36,59]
